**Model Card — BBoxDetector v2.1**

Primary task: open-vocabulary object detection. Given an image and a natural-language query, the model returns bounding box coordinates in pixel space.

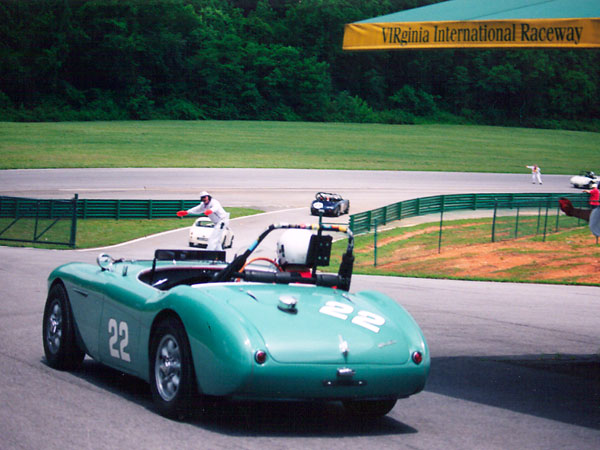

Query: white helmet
[277,229,313,268]
[199,191,211,199]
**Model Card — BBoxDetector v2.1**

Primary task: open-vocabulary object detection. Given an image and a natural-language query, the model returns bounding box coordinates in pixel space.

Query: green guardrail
[348,192,589,234]
[0,195,79,247]
[1,192,590,248]
[0,197,201,220]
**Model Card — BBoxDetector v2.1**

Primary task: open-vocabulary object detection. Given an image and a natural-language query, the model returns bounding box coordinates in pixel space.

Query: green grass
[1,120,598,173]
[0,207,262,249]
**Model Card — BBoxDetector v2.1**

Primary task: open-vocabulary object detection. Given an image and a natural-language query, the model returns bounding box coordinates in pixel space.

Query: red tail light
[254,350,267,364]
[412,351,423,365]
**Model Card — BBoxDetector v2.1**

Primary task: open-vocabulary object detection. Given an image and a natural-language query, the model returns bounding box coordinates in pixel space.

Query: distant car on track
[311,192,350,216]
[570,171,599,189]
[43,223,429,419]
[188,216,234,248]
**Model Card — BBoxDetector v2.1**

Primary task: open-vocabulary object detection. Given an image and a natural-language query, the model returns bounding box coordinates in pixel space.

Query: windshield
[195,221,214,228]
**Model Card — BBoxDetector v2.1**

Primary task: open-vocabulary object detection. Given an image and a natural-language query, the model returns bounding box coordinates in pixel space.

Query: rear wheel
[343,399,397,417]
[42,283,85,370]
[150,317,196,419]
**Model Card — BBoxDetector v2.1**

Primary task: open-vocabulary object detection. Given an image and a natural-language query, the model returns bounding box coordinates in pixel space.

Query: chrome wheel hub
[155,334,181,402]
[46,301,63,354]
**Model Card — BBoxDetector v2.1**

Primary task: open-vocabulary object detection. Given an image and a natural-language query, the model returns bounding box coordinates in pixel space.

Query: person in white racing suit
[526,164,543,184]
[177,191,230,250]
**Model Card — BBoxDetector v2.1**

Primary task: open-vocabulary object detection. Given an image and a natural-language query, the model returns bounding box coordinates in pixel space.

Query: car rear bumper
[232,361,429,401]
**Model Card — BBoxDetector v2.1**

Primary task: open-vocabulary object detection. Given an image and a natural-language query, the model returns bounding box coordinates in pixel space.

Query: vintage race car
[43,223,429,419]
[570,171,598,189]
[188,216,234,248]
[311,192,350,216]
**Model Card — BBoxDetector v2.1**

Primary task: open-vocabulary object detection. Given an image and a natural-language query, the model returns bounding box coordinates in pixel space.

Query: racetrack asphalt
[0,168,598,449]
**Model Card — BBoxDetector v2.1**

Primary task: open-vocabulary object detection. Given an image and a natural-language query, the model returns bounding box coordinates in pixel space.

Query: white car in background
[570,171,599,189]
[188,217,234,248]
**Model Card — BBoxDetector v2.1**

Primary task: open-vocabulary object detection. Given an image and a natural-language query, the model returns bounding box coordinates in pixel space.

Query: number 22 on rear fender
[98,280,145,374]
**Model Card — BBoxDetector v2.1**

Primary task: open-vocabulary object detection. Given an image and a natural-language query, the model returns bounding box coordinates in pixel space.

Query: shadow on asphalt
[62,358,415,436]
[51,352,600,434]
[426,353,600,430]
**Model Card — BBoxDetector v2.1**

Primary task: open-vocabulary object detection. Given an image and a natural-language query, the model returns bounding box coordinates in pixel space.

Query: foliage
[0,0,598,129]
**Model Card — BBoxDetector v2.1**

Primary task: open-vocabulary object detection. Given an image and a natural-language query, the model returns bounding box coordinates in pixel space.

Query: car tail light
[412,351,423,365]
[254,350,267,364]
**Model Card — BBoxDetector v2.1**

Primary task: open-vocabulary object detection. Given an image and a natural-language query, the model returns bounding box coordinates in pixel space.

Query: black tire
[149,316,196,419]
[42,283,85,370]
[335,207,340,217]
[343,399,397,417]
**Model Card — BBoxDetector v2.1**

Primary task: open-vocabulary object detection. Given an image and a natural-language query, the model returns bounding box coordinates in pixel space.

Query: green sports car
[43,223,429,419]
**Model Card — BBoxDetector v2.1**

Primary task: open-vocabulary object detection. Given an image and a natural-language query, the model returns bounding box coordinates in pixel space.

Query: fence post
[373,219,377,267]
[542,200,550,241]
[514,205,520,238]
[491,201,498,242]
[70,194,78,248]
[33,200,40,242]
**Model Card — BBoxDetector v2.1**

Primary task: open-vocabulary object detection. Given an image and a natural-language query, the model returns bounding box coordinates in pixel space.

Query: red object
[254,350,267,364]
[412,351,423,365]
[204,209,213,216]
[589,188,599,206]
[176,210,188,217]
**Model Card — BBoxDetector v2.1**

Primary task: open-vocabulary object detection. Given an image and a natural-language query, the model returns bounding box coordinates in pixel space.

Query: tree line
[1,0,598,130]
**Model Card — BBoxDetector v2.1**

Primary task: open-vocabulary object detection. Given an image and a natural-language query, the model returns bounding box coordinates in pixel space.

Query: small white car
[188,217,234,249]
[570,171,599,189]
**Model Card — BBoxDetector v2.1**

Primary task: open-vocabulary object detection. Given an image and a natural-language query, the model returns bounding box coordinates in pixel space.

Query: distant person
[526,165,542,184]
[177,191,230,250]
[584,183,599,209]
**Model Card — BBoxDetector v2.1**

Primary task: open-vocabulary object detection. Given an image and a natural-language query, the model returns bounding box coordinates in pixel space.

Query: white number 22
[319,301,385,333]
[108,318,131,362]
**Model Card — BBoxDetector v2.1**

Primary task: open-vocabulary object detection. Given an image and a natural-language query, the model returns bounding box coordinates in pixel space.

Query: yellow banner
[343,18,600,50]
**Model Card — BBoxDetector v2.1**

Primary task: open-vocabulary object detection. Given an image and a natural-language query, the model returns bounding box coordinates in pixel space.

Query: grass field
[1,120,598,173]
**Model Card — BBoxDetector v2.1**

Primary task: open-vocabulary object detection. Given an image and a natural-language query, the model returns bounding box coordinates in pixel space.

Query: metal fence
[351,193,591,266]
[0,195,79,247]
[0,196,202,247]
[1,193,590,249]
[349,192,588,235]
[489,197,588,242]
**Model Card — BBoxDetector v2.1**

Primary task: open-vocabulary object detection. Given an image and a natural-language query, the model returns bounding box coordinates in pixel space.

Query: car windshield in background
[196,221,214,228]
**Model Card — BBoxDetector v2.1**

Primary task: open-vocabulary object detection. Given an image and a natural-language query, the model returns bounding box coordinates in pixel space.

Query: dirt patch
[355,224,600,285]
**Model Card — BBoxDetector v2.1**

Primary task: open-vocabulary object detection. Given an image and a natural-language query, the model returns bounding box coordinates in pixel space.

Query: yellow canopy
[343,0,600,50]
